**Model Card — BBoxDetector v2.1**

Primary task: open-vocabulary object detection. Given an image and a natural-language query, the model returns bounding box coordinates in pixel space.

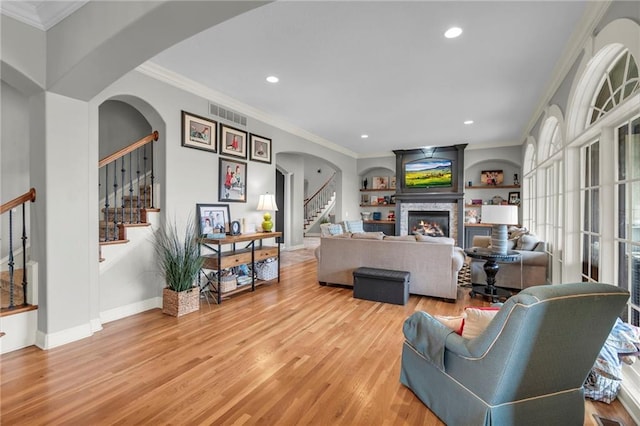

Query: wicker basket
[255,259,278,281]
[215,274,237,293]
[162,287,200,317]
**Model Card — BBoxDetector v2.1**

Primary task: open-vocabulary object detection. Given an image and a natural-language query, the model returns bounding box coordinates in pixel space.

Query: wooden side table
[464,248,521,303]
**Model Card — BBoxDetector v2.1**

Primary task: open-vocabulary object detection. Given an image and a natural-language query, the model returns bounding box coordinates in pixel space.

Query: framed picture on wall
[220,124,247,159]
[480,170,504,186]
[249,133,272,164]
[219,157,247,203]
[181,111,217,152]
[196,203,230,236]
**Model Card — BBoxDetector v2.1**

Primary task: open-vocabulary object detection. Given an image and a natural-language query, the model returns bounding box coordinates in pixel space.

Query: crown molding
[0,1,88,31]
[136,62,359,159]
[520,0,611,143]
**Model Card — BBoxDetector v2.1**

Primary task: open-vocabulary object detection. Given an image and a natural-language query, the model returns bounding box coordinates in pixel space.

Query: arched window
[588,50,639,125]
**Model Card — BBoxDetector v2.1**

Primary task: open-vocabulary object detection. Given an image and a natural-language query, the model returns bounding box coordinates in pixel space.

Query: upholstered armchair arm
[403,312,456,370]
[518,250,547,266]
[472,235,491,248]
[452,247,465,272]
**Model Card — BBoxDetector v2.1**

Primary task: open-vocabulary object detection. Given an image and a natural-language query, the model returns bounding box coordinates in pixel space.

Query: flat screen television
[404,158,453,188]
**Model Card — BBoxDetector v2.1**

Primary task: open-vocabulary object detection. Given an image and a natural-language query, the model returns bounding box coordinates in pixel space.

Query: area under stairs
[304,192,336,234]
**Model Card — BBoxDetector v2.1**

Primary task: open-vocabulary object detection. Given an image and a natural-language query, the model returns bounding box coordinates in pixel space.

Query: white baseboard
[1,310,37,354]
[619,366,640,425]
[36,322,93,350]
[100,297,162,324]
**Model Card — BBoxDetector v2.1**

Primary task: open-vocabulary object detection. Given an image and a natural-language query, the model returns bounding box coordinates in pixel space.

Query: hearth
[409,211,450,237]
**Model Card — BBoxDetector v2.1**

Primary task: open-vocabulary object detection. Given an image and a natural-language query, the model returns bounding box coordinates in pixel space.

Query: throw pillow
[328,224,344,235]
[516,234,540,251]
[434,315,464,335]
[415,234,454,245]
[384,235,417,241]
[460,306,500,339]
[350,231,385,240]
[332,232,352,238]
[320,223,333,237]
[344,220,364,233]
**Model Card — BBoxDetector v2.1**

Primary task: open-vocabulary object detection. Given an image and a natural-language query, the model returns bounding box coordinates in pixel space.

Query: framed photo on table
[508,191,521,205]
[219,157,247,203]
[249,133,272,164]
[220,124,247,159]
[181,111,217,152]
[196,203,230,236]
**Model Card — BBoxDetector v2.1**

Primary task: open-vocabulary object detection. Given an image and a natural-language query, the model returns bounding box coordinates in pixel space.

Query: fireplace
[409,211,450,237]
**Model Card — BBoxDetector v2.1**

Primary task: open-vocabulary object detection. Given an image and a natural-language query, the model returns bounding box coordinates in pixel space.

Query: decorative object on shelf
[370,195,378,205]
[513,173,520,185]
[387,210,395,221]
[492,195,504,205]
[468,180,473,187]
[361,211,372,220]
[508,191,521,205]
[373,176,389,189]
[230,220,241,235]
[181,110,217,153]
[480,205,519,255]
[471,199,483,205]
[466,209,478,224]
[372,212,382,220]
[389,176,397,189]
[481,170,504,186]
[249,133,272,164]
[220,123,248,159]
[154,217,204,317]
[257,193,278,232]
[390,194,396,204]
[219,157,247,202]
[363,178,368,189]
[196,203,230,235]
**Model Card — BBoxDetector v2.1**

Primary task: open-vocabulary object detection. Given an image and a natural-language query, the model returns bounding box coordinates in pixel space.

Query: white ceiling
[2,1,590,157]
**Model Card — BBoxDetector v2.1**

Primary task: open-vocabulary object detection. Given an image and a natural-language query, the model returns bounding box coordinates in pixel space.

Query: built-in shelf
[360,203,396,207]
[360,189,396,192]
[465,185,520,189]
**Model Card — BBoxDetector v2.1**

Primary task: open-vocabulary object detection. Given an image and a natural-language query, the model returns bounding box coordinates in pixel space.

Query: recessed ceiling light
[444,27,463,39]
[361,134,369,139]
[464,120,474,125]
[266,75,279,83]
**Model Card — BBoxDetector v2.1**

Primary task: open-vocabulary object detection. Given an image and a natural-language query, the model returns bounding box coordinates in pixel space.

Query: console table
[464,247,521,303]
[200,232,282,304]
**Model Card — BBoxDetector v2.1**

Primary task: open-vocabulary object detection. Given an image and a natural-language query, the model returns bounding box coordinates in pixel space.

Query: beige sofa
[470,234,548,289]
[316,233,466,301]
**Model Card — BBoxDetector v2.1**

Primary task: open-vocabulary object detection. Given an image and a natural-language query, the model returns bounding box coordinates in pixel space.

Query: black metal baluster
[120,157,126,225]
[113,160,119,237]
[136,147,142,219]
[127,153,133,223]
[104,164,110,241]
[8,211,14,309]
[149,142,155,208]
[21,203,28,305]
[143,144,149,210]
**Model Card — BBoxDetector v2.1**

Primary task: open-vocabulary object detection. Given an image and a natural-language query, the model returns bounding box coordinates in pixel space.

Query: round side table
[464,248,521,303]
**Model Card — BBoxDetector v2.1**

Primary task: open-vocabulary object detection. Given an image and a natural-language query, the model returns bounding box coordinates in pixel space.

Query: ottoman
[353,267,411,305]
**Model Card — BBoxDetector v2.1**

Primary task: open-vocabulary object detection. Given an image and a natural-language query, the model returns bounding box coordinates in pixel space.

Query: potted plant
[154,218,204,316]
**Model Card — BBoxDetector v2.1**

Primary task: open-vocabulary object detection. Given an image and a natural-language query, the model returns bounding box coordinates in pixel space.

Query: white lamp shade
[481,205,518,225]
[257,194,278,211]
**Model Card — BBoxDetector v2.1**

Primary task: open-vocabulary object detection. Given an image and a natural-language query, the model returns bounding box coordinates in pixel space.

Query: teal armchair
[400,283,629,426]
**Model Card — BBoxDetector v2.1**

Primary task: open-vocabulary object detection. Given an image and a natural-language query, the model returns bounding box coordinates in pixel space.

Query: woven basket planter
[162,287,200,317]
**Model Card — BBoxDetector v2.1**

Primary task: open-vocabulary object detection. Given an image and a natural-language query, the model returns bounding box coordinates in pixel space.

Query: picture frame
[508,191,521,205]
[480,170,504,186]
[220,124,247,159]
[249,133,272,164]
[219,157,247,203]
[181,111,217,152]
[196,203,230,236]
[372,176,389,189]
[389,176,397,189]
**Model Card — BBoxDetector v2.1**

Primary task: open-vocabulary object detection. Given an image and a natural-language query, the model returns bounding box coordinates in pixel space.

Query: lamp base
[490,224,508,255]
[261,212,273,232]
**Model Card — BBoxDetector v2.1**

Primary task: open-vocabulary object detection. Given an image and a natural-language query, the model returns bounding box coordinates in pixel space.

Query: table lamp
[481,205,519,255]
[257,193,278,232]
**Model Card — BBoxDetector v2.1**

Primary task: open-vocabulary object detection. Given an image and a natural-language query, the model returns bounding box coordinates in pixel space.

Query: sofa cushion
[384,235,417,241]
[461,307,500,339]
[331,232,352,238]
[344,220,364,233]
[415,234,454,245]
[516,234,541,251]
[434,315,464,335]
[351,231,385,240]
[328,223,344,235]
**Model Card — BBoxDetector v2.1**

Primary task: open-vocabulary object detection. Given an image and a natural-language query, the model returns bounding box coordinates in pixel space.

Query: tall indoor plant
[154,218,204,316]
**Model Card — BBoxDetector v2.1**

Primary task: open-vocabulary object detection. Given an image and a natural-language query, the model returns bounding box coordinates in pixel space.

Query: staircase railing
[304,173,336,225]
[99,131,159,242]
[1,188,36,310]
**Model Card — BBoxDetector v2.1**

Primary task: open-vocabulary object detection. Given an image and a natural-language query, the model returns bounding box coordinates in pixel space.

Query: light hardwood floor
[0,256,634,425]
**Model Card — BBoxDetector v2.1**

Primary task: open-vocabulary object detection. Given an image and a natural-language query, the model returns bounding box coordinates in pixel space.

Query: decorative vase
[162,287,199,317]
[261,212,274,232]
[363,178,368,189]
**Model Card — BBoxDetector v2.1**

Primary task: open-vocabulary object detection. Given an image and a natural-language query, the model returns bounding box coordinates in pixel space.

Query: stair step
[122,195,153,208]
[102,207,141,223]
[0,269,26,308]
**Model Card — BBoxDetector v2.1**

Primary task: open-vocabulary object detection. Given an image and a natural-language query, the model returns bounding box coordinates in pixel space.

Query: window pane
[619,183,626,239]
[591,141,599,186]
[632,117,640,180]
[583,190,590,231]
[619,242,628,291]
[629,54,639,79]
[591,235,600,281]
[584,145,590,185]
[618,124,628,180]
[632,250,640,308]
[633,181,640,244]
[609,53,626,92]
[594,80,611,109]
[583,233,590,277]
[592,189,599,233]
[624,81,639,100]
